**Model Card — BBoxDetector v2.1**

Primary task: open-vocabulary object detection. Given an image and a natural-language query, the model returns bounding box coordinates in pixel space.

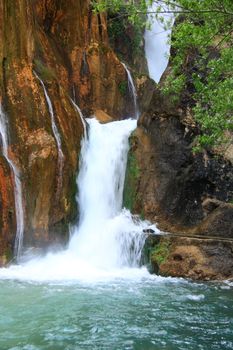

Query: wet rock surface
[126,78,233,280]
[144,233,233,281]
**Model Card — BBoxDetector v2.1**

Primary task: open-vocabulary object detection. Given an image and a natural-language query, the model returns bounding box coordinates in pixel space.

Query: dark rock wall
[125,76,233,280]
[125,85,233,235]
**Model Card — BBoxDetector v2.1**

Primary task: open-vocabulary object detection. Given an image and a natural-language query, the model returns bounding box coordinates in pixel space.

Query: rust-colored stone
[0,0,132,262]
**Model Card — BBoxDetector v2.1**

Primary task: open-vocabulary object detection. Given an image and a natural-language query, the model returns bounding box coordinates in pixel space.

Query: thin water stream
[34,72,64,193]
[0,105,24,261]
[70,98,87,140]
[122,63,139,119]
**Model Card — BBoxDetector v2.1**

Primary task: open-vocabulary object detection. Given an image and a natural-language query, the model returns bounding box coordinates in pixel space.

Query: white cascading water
[0,117,158,282]
[69,118,149,268]
[70,98,87,139]
[0,104,24,261]
[122,63,139,119]
[144,1,174,82]
[34,72,64,191]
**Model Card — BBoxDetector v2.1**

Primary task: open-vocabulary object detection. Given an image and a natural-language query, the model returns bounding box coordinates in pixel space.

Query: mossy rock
[141,234,160,272]
[123,137,140,211]
[142,236,171,274]
[151,238,171,266]
[118,80,128,96]
[34,59,56,81]
[1,247,14,266]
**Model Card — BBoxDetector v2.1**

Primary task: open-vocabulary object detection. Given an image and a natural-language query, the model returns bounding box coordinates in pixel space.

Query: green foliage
[151,239,170,265]
[103,2,145,58]
[192,48,233,149]
[161,0,233,150]
[93,0,151,28]
[94,0,233,150]
[108,16,125,40]
[109,17,142,55]
[118,80,128,95]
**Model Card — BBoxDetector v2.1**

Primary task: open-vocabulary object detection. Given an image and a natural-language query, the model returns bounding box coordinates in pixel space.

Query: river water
[0,118,232,349]
[0,278,232,350]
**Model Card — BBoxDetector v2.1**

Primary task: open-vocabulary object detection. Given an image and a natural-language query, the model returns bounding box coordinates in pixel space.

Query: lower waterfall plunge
[0,118,158,282]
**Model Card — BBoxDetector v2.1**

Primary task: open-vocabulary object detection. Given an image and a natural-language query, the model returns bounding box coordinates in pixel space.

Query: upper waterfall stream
[122,63,139,119]
[144,2,174,82]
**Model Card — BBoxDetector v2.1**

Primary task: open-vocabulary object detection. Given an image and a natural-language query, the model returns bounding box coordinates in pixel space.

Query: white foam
[185,294,205,301]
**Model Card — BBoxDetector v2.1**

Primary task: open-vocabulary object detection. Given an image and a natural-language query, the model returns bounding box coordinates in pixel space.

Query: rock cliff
[1,2,232,280]
[124,68,233,280]
[0,0,134,264]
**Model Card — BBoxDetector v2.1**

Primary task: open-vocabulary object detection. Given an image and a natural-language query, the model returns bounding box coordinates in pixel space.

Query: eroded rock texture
[0,0,133,263]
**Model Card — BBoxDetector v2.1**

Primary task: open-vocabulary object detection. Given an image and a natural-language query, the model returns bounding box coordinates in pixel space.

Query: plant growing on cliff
[95,0,145,62]
[93,0,233,149]
[118,81,128,95]
[123,141,140,211]
[150,239,170,266]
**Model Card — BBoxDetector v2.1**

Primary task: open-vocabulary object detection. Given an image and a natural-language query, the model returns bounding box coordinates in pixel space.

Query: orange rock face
[0,158,15,264]
[0,0,132,263]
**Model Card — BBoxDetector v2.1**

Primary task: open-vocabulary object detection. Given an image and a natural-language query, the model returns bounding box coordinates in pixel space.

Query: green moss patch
[123,144,140,211]
[118,81,128,96]
[150,239,171,266]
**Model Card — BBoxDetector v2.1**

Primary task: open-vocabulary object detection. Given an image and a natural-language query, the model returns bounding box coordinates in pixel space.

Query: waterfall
[34,72,64,192]
[70,98,87,139]
[69,118,148,268]
[144,2,174,82]
[0,105,24,261]
[0,118,158,281]
[122,63,139,119]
